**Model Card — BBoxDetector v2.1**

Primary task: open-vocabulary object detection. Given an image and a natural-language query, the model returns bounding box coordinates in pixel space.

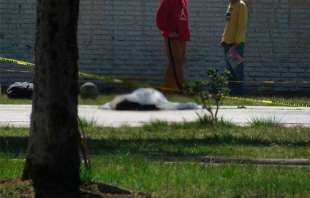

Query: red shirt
[156,0,190,41]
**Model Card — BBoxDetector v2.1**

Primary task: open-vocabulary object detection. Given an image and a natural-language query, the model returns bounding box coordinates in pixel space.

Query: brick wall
[0,0,310,94]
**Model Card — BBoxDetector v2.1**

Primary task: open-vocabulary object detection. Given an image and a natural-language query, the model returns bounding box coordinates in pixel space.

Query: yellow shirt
[222,1,248,44]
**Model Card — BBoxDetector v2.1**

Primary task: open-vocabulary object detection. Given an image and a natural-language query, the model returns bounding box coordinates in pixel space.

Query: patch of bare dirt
[0,179,150,198]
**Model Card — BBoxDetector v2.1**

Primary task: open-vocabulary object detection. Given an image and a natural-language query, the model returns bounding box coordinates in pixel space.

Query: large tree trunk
[23,0,80,197]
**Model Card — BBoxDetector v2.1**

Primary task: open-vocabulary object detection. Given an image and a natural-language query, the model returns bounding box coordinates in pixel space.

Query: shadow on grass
[0,136,28,154]
[0,135,308,157]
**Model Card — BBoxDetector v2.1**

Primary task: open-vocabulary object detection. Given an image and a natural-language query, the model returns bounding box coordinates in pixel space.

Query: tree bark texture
[23,0,80,197]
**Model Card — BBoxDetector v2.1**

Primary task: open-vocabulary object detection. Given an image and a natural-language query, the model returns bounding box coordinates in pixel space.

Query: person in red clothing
[156,0,190,91]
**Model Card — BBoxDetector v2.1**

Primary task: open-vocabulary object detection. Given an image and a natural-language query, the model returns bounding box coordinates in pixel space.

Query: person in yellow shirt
[221,0,248,95]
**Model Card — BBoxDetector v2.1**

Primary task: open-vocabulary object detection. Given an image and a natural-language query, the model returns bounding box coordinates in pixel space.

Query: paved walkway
[0,105,310,127]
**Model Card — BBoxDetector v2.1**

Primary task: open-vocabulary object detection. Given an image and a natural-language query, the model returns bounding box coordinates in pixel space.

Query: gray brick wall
[0,0,310,94]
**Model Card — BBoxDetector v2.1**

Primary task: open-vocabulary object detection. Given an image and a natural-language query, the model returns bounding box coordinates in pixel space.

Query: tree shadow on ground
[0,136,308,158]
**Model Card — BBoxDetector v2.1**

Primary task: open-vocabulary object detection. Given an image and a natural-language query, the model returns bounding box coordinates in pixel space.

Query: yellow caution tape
[225,96,310,108]
[1,57,310,108]
[0,57,34,68]
[0,56,139,85]
[225,96,273,105]
[2,56,310,85]
[228,80,310,85]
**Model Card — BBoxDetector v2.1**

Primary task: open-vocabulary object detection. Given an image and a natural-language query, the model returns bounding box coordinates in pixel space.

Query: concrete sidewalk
[0,105,310,127]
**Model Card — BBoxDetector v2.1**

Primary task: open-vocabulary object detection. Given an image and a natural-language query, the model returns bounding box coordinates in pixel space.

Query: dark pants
[222,43,245,95]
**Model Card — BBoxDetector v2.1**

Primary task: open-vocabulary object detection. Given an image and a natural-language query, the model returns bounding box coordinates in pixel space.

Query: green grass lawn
[0,93,309,106]
[1,156,309,197]
[0,122,310,197]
